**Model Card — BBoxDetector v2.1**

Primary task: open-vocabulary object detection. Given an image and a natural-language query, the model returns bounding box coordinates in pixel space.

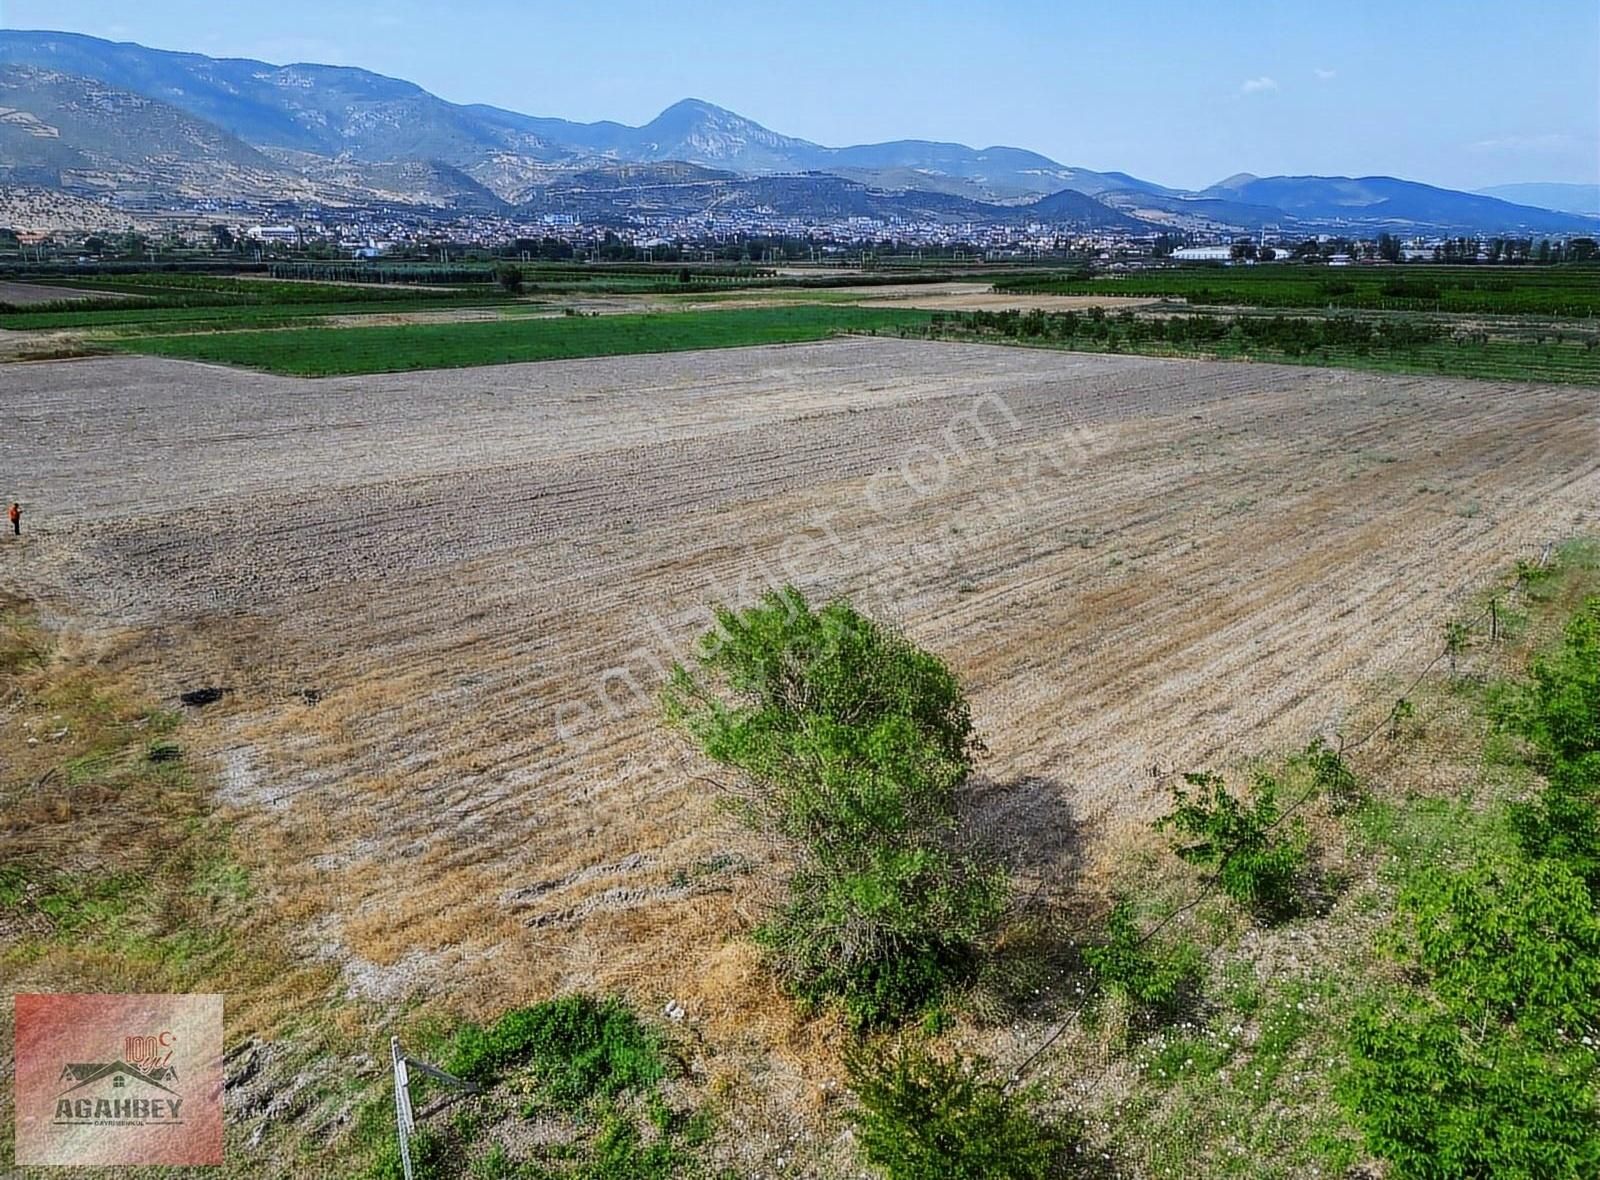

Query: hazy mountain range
[1,29,1595,237]
[1474,183,1600,217]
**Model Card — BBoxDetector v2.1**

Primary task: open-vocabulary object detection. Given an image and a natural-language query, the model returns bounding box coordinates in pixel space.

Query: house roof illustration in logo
[57,1062,179,1096]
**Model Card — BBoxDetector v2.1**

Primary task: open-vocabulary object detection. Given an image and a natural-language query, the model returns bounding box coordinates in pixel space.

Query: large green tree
[665,587,1006,1026]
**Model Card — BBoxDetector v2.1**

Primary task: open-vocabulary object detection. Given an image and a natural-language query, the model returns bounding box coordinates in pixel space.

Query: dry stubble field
[2,338,1596,1088]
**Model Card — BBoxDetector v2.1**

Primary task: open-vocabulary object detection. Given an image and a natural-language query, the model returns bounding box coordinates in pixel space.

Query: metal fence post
[391,1037,415,1180]
[392,1035,479,1180]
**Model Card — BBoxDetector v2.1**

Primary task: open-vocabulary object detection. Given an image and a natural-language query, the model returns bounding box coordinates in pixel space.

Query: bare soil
[843,280,1158,312]
[660,280,1156,314]
[2,338,1595,1039]
[0,279,127,304]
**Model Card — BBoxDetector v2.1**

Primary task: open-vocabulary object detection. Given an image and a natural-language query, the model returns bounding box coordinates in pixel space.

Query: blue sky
[2,0,1595,191]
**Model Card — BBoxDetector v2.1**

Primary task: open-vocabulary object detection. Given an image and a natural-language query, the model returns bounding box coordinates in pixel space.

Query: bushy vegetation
[1496,595,1600,765]
[1394,858,1600,1038]
[1080,900,1201,1021]
[493,263,525,294]
[1157,771,1307,921]
[933,305,1449,354]
[665,587,1006,1027]
[364,994,703,1180]
[846,1039,1071,1180]
[1343,999,1598,1180]
[1497,595,1600,895]
[1342,857,1600,1178]
[1341,594,1600,1178]
[445,994,664,1102]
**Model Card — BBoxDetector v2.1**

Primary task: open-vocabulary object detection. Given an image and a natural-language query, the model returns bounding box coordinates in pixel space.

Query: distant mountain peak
[633,96,814,168]
[656,97,732,117]
[642,97,790,138]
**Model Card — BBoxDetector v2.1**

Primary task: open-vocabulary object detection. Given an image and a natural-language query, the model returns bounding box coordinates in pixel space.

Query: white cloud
[1313,67,1337,81]
[1240,76,1279,95]
[1468,132,1582,154]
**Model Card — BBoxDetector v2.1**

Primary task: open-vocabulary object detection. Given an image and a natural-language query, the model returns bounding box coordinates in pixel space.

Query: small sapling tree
[1291,737,1363,813]
[1081,898,1202,1023]
[1157,771,1306,921]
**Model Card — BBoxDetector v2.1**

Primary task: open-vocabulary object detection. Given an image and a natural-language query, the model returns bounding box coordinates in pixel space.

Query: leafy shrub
[665,587,1006,1026]
[756,845,1007,1028]
[446,994,664,1104]
[1080,899,1201,1020]
[1494,596,1600,894]
[1342,999,1599,1179]
[1515,556,1557,585]
[1290,737,1362,812]
[1510,766,1600,894]
[1394,858,1600,1038]
[846,1040,1070,1180]
[372,996,701,1179]
[1157,771,1306,921]
[1496,596,1600,765]
[1345,855,1600,1179]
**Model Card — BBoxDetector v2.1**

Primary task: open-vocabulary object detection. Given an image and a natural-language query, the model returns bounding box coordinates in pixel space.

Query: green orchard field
[994,264,1600,317]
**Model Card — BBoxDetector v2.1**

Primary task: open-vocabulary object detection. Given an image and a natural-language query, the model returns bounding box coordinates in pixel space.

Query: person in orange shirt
[8,503,19,537]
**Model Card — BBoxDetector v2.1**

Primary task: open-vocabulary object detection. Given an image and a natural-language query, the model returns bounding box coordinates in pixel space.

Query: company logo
[14,994,223,1166]
[54,1029,184,1126]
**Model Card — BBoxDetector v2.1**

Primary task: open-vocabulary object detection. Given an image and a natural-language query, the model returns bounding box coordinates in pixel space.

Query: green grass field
[0,298,514,333]
[995,264,1600,317]
[116,305,934,375]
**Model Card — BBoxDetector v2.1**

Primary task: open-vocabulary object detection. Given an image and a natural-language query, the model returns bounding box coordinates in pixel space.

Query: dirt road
[2,340,1594,1012]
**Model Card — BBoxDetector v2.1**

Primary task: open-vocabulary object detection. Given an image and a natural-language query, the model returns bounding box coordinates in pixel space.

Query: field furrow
[2,337,1594,1006]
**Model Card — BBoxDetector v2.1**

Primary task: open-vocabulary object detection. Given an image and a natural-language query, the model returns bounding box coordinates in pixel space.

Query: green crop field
[115,304,933,375]
[2,272,498,305]
[994,264,1600,317]
[0,298,511,334]
[0,272,512,330]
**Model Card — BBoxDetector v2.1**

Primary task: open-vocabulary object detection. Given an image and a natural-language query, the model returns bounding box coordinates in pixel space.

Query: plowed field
[3,339,1595,1014]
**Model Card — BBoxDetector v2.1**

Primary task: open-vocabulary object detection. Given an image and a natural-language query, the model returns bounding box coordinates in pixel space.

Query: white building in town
[247,225,299,243]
